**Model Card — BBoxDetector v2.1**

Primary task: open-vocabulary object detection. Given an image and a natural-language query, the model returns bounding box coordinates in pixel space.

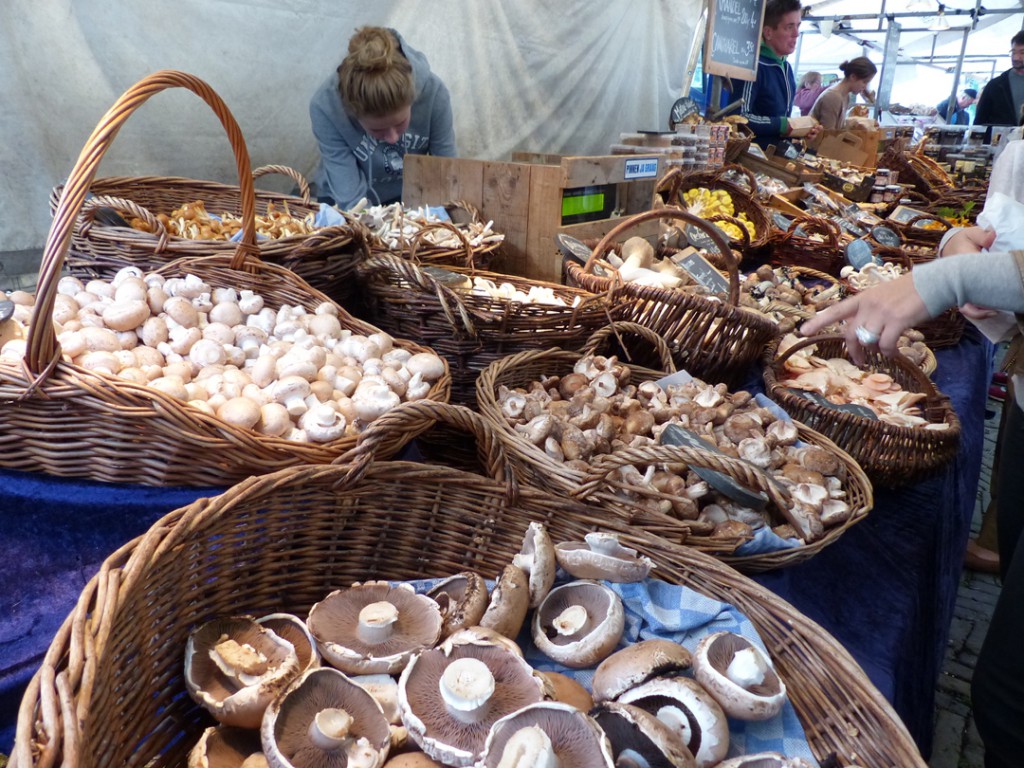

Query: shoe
[965,539,1000,574]
[989,384,1007,401]
[993,371,1009,385]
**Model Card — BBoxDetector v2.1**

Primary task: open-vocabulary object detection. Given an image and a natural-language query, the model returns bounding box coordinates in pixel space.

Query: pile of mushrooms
[351,201,505,252]
[601,237,707,291]
[0,269,446,443]
[183,524,818,768]
[495,354,854,545]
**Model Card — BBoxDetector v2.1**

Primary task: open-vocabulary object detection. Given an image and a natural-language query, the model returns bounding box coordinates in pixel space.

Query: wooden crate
[403,153,660,282]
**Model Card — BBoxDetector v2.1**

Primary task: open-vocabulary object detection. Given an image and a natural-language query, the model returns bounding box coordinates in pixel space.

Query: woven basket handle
[582,208,741,306]
[782,215,842,248]
[654,166,685,202]
[359,251,480,338]
[338,401,519,500]
[77,194,172,249]
[289,211,372,263]
[408,219,476,269]
[579,321,677,373]
[904,214,950,232]
[574,443,791,511]
[705,213,752,250]
[252,164,311,205]
[714,163,758,197]
[783,264,842,287]
[28,70,259,378]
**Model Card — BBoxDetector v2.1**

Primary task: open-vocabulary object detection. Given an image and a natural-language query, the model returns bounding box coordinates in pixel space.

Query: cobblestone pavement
[929,395,1002,768]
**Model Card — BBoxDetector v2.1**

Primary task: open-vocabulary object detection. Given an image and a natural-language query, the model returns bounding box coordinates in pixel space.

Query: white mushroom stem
[726,647,769,688]
[309,707,354,749]
[655,705,694,745]
[439,657,496,723]
[552,605,590,638]
[208,638,269,688]
[495,726,559,768]
[357,601,399,645]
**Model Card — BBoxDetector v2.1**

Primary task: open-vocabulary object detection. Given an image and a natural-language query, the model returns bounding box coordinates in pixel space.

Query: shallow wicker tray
[564,208,779,389]
[763,334,961,487]
[2,70,449,487]
[12,402,922,768]
[356,246,621,407]
[51,165,371,311]
[476,345,874,572]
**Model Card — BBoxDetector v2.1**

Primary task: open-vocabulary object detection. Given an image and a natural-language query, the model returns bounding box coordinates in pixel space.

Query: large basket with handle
[50,164,371,310]
[564,208,778,388]
[1,70,449,488]
[475,332,874,572]
[767,215,846,276]
[12,401,923,768]
[763,334,960,487]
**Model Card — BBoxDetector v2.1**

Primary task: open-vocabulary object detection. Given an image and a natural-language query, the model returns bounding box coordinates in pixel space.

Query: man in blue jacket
[742,0,820,148]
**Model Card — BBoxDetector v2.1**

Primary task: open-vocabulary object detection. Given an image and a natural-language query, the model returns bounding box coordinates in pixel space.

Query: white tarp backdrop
[0,0,696,253]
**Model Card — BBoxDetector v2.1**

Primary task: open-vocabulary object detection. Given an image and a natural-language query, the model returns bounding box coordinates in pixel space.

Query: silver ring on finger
[855,325,881,345]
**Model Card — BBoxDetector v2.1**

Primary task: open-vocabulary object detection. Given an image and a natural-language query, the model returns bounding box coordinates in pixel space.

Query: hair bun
[348,27,396,73]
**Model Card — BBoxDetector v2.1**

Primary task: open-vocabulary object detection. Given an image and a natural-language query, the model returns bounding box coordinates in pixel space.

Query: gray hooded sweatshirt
[309,29,456,209]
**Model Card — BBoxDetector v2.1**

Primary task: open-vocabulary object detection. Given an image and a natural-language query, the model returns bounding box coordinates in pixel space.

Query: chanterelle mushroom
[531,580,625,668]
[554,532,654,583]
[184,616,302,728]
[478,702,615,767]
[307,582,442,675]
[397,631,544,767]
[692,632,787,721]
[261,667,392,768]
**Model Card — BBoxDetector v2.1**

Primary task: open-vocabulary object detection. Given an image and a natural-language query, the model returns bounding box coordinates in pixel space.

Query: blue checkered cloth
[408,575,819,765]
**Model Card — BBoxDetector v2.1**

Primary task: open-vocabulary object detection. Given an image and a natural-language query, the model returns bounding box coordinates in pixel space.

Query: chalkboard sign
[673,249,731,295]
[704,0,767,81]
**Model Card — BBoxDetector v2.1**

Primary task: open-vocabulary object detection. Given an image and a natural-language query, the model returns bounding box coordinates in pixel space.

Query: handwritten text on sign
[705,0,765,79]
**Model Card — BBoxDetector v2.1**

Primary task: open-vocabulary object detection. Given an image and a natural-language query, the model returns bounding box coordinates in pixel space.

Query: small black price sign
[660,424,769,509]
[555,233,594,266]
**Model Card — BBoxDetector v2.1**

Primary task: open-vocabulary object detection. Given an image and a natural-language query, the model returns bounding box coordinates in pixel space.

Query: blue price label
[624,157,660,180]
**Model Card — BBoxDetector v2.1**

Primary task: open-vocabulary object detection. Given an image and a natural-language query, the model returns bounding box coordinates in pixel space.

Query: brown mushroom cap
[531,580,625,668]
[692,632,787,721]
[381,753,445,768]
[307,582,442,674]
[714,754,816,768]
[188,725,266,768]
[184,615,302,728]
[554,533,654,582]
[591,639,693,702]
[478,565,531,640]
[261,666,392,768]
[427,572,490,638]
[479,702,615,767]
[512,522,557,608]
[397,638,544,767]
[591,701,697,768]
[539,671,595,712]
[617,676,729,768]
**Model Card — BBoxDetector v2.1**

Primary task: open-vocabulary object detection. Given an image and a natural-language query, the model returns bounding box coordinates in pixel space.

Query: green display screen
[562,192,606,218]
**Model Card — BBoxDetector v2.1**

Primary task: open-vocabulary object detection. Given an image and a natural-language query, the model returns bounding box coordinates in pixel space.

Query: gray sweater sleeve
[912,251,1024,316]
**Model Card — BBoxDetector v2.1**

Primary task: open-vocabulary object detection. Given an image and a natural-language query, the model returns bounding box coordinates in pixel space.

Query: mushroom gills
[439,657,497,724]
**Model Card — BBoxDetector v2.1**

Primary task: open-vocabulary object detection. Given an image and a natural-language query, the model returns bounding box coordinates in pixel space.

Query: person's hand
[940,226,995,256]
[787,116,819,138]
[804,123,823,142]
[799,274,931,365]
[960,302,999,320]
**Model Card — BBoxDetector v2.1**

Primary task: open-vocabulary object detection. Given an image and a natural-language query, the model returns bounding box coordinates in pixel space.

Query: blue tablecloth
[0,327,991,756]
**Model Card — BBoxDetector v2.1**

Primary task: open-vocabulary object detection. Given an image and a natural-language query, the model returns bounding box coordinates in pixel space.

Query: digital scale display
[561,184,616,225]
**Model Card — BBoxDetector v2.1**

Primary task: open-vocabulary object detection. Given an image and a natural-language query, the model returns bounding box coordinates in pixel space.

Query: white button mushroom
[299,402,347,442]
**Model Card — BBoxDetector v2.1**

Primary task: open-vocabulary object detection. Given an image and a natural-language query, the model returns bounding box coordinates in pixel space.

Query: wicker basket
[1,70,449,487]
[51,164,371,311]
[11,403,923,768]
[564,208,778,388]
[476,345,874,571]
[767,215,846,276]
[577,320,677,374]
[763,334,961,487]
[356,238,621,407]
[655,165,772,252]
[363,199,503,269]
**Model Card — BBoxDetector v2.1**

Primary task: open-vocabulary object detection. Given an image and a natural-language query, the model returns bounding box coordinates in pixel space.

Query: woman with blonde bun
[310,26,456,209]
[810,57,877,130]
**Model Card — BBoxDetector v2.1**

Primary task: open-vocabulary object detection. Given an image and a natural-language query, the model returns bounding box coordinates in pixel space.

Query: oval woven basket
[2,70,449,487]
[11,402,922,768]
[767,215,846,276]
[356,235,622,408]
[363,199,503,269]
[475,344,874,572]
[655,164,772,252]
[763,334,961,487]
[564,208,778,388]
[51,165,371,312]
